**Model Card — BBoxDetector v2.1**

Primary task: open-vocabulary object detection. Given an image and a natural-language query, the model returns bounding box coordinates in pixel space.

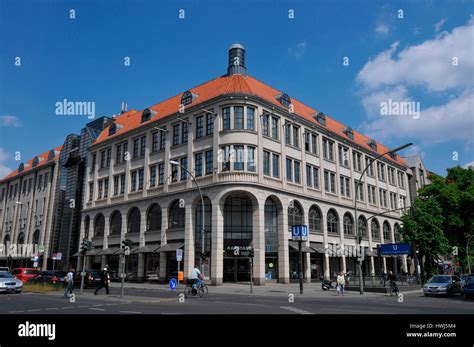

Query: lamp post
[169,160,206,275]
[354,142,412,294]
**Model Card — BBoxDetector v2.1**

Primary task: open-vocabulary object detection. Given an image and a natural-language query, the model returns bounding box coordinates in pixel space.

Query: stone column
[324,253,330,279]
[402,255,408,274]
[278,202,289,283]
[370,256,375,276]
[210,197,223,286]
[159,204,168,283]
[304,251,311,282]
[342,255,347,274]
[383,257,387,273]
[253,200,265,285]
[184,202,195,279]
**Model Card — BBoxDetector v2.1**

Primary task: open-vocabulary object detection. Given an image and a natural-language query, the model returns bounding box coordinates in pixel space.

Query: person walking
[95,267,110,295]
[63,267,74,299]
[336,272,345,296]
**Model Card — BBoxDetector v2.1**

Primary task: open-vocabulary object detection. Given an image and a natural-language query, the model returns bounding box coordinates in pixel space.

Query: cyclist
[388,271,399,295]
[188,266,203,294]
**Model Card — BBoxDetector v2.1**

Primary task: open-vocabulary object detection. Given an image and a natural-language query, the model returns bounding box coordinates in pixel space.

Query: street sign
[291,225,308,241]
[176,249,183,262]
[33,262,38,268]
[52,252,62,260]
[380,243,411,255]
[169,278,177,290]
[38,245,45,254]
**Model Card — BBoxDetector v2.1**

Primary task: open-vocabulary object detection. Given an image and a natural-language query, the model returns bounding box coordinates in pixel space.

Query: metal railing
[347,274,420,287]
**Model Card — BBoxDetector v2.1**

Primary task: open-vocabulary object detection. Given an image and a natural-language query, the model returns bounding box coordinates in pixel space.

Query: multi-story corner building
[405,155,431,204]
[0,147,62,270]
[78,44,412,285]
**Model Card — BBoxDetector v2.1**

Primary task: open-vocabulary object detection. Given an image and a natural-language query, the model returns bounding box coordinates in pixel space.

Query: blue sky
[1,0,473,177]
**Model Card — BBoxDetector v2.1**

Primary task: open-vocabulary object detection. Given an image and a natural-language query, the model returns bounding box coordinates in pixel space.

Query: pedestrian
[380,270,388,287]
[336,272,345,296]
[95,267,110,295]
[63,267,74,299]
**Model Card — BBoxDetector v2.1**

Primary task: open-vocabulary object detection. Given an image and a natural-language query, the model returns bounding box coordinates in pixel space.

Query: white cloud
[464,161,474,169]
[375,23,390,34]
[288,40,307,59]
[0,148,10,162]
[0,164,12,178]
[357,17,474,147]
[0,115,21,128]
[434,18,446,32]
[358,17,474,92]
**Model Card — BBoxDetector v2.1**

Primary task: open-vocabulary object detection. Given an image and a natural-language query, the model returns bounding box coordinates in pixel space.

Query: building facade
[78,44,412,285]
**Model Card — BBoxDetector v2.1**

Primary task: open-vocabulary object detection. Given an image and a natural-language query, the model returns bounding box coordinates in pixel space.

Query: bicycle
[389,281,400,296]
[183,279,208,298]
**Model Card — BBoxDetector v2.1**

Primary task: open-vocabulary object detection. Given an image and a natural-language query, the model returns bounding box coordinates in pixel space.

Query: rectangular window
[122,142,128,161]
[44,172,49,188]
[103,178,109,198]
[133,139,140,158]
[306,165,312,187]
[247,107,255,130]
[150,165,157,187]
[322,138,334,161]
[28,178,32,193]
[180,157,187,181]
[205,150,213,174]
[138,169,144,190]
[100,150,106,169]
[171,163,178,182]
[368,185,377,204]
[293,126,300,148]
[181,122,188,144]
[38,175,43,190]
[159,129,166,150]
[353,151,362,172]
[196,116,204,138]
[152,132,159,152]
[222,146,230,171]
[324,170,336,193]
[89,182,94,201]
[223,107,231,130]
[98,180,103,199]
[206,113,214,135]
[355,180,364,201]
[91,153,96,172]
[131,171,137,192]
[294,161,300,184]
[247,146,255,172]
[234,145,244,170]
[120,173,126,194]
[116,144,122,163]
[262,114,269,136]
[286,158,292,182]
[271,117,279,140]
[234,106,244,129]
[113,175,119,195]
[272,153,279,178]
[263,151,270,176]
[140,136,146,157]
[158,163,164,185]
[284,124,291,145]
[366,157,374,177]
[338,145,349,167]
[195,153,203,177]
[173,124,180,146]
[106,148,111,167]
[340,176,351,198]
[388,168,395,185]
[377,162,386,181]
[313,167,319,189]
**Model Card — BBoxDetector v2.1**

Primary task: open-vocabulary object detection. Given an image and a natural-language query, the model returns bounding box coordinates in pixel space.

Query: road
[1,286,473,314]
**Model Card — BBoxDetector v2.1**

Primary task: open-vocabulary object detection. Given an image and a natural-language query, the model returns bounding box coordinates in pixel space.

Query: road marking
[61,307,74,309]
[45,308,59,310]
[92,304,104,307]
[89,308,105,311]
[280,306,313,315]
[78,305,89,308]
[9,310,24,313]
[214,301,265,307]
[119,310,142,314]
[27,309,41,312]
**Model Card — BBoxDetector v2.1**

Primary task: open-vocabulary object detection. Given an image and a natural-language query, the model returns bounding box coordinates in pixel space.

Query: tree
[419,166,474,272]
[400,197,450,280]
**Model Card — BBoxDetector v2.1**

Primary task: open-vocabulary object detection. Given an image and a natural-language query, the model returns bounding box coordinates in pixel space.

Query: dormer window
[277,93,291,108]
[18,163,24,172]
[181,91,197,106]
[344,127,354,140]
[32,157,39,168]
[47,149,55,161]
[314,112,326,126]
[368,139,377,151]
[389,152,396,159]
[109,123,117,136]
[141,108,152,123]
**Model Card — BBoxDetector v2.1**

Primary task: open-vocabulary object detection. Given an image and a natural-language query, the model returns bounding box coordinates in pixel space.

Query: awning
[86,249,102,256]
[288,241,315,253]
[310,243,327,254]
[115,247,139,255]
[133,245,161,254]
[96,248,120,256]
[158,243,184,253]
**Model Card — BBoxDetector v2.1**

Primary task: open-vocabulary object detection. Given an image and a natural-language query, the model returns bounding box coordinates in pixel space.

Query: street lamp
[354,142,412,294]
[169,160,206,274]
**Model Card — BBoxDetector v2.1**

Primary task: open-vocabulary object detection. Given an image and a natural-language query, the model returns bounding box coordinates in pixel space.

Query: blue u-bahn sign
[380,243,411,255]
[291,225,308,241]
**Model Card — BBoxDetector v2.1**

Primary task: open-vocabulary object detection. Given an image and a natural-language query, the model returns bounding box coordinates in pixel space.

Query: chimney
[121,101,128,114]
[227,43,247,76]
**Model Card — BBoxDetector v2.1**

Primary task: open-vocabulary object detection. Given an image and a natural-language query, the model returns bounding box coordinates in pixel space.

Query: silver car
[423,275,462,296]
[0,271,23,293]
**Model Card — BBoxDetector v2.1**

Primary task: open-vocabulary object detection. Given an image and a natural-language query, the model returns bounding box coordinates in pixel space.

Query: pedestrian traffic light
[121,239,133,249]
[80,239,93,255]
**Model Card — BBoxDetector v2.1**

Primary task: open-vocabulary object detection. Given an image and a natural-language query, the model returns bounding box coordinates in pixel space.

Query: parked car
[0,267,10,272]
[423,275,463,296]
[11,268,40,283]
[73,270,102,288]
[462,274,474,299]
[0,271,23,293]
[29,271,68,286]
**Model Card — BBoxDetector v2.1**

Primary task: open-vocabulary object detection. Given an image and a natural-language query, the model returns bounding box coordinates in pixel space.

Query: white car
[0,267,10,272]
[0,271,23,293]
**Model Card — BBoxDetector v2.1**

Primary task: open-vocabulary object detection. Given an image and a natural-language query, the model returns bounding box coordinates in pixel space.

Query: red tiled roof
[0,146,62,182]
[94,74,406,166]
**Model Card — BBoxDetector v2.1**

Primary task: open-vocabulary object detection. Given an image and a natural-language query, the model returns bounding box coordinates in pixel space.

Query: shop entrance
[223,257,251,282]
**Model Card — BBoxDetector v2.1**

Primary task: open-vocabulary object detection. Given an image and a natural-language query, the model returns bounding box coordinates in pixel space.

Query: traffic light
[80,239,93,255]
